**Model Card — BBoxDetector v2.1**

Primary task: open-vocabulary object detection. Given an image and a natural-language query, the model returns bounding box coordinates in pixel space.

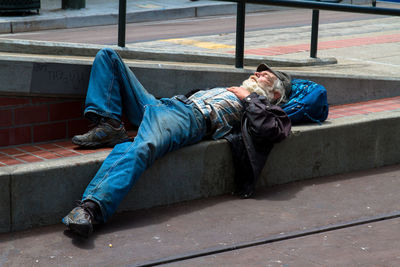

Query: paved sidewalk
[1,2,399,77]
[173,218,400,266]
[1,164,400,266]
[0,0,276,33]
[124,6,400,77]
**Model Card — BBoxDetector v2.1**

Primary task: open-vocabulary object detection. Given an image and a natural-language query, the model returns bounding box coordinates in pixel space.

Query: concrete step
[1,54,400,233]
[0,39,337,67]
[0,51,399,104]
[2,97,400,233]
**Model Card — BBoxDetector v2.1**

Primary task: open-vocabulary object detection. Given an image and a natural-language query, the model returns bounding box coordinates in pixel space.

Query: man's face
[252,70,277,89]
[241,70,281,102]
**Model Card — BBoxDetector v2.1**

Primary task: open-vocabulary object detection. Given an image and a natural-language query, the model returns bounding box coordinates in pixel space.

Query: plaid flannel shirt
[189,87,243,139]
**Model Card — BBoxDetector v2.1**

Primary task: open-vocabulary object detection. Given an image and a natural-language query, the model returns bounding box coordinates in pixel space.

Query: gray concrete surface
[170,218,400,266]
[0,174,10,233]
[0,53,399,106]
[2,141,233,232]
[1,164,400,265]
[1,4,400,232]
[0,0,282,33]
[1,4,399,78]
[0,39,337,67]
[0,0,398,265]
[123,8,400,78]
[9,152,107,232]
[0,0,398,237]
[2,107,400,232]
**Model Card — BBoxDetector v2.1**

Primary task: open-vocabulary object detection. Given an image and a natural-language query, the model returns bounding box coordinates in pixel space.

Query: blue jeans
[81,48,207,222]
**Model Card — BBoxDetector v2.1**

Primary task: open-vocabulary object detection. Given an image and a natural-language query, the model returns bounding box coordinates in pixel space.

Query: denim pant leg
[84,48,159,125]
[82,99,207,222]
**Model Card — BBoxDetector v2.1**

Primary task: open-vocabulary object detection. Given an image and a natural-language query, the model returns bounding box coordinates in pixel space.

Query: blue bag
[281,79,329,124]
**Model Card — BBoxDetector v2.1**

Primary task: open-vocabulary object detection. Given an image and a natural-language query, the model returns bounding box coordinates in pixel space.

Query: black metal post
[235,0,246,68]
[310,9,319,58]
[118,0,127,47]
[62,0,85,9]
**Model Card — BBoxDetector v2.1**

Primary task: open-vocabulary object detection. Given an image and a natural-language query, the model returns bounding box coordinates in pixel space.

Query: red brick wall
[0,96,89,147]
[0,95,136,147]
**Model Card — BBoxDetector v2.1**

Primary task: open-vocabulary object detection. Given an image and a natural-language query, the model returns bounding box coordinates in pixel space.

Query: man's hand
[227,86,250,100]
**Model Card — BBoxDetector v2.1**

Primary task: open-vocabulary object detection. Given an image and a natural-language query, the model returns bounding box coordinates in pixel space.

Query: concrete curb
[2,110,400,232]
[0,39,338,67]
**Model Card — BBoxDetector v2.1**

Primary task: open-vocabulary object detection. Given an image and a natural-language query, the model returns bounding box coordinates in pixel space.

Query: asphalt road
[0,9,388,45]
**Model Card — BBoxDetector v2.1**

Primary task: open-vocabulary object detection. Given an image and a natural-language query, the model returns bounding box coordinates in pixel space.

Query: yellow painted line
[161,38,235,49]
[136,4,162,9]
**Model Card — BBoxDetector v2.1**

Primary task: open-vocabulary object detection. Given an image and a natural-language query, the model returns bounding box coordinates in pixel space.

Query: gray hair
[273,79,287,105]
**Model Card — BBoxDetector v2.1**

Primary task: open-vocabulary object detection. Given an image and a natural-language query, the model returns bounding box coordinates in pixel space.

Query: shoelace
[74,200,96,222]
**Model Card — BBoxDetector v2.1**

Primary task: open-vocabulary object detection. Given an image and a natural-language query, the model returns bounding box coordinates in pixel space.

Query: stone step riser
[0,54,399,105]
[1,111,400,233]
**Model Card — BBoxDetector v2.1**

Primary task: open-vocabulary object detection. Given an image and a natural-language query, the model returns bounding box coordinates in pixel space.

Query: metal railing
[118,0,126,47]
[116,0,400,68]
[226,0,400,68]
[310,0,342,59]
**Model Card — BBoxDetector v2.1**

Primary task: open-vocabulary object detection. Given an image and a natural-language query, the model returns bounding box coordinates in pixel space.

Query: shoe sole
[72,138,131,148]
[68,223,93,238]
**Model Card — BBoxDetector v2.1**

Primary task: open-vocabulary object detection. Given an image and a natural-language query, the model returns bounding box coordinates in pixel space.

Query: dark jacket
[224,92,291,198]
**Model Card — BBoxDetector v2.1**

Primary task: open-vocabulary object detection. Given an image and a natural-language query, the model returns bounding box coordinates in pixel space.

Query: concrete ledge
[1,141,234,232]
[289,73,400,105]
[0,53,398,106]
[0,39,337,67]
[7,152,106,231]
[2,110,400,232]
[264,111,400,185]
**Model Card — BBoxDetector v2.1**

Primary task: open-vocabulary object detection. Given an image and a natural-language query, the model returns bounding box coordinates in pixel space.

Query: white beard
[241,77,275,102]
